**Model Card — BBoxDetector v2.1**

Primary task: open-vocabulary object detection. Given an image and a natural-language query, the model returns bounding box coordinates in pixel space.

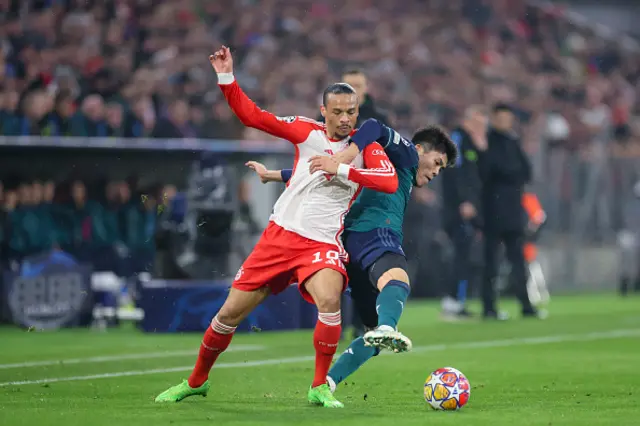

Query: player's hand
[332,144,359,165]
[309,155,339,175]
[209,46,233,74]
[245,161,270,184]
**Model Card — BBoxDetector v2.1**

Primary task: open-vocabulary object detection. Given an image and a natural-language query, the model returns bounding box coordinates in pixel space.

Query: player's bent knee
[377,268,410,291]
[315,293,342,313]
[215,310,243,328]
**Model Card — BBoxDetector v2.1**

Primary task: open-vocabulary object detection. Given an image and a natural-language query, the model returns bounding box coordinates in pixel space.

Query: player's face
[415,146,447,187]
[321,93,359,139]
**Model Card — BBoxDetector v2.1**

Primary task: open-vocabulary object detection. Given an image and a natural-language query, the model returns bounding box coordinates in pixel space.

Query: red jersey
[218,73,398,259]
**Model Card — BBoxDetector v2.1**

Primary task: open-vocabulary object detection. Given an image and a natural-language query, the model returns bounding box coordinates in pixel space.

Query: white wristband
[337,163,351,180]
[217,73,235,85]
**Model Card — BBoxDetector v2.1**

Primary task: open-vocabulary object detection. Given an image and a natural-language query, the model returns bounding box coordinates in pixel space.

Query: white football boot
[363,325,413,353]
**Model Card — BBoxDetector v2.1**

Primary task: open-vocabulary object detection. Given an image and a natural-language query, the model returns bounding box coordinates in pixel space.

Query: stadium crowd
[0,0,639,148]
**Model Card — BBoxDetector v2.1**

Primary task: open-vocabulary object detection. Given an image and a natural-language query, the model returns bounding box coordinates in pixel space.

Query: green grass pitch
[1,294,639,426]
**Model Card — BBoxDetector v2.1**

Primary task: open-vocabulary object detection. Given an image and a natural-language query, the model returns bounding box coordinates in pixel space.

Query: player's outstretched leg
[155,287,268,402]
[327,336,379,392]
[363,264,413,352]
[304,268,345,408]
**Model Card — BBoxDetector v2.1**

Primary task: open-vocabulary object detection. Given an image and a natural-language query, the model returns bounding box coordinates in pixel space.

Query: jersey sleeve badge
[276,116,297,123]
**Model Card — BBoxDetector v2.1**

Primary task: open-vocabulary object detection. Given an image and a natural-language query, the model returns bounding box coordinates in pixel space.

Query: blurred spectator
[43,180,55,204]
[124,186,158,272]
[105,101,125,137]
[152,98,194,138]
[13,180,58,255]
[63,180,115,257]
[0,91,21,135]
[2,187,20,262]
[580,86,611,137]
[76,95,108,137]
[45,91,77,137]
[19,90,52,136]
[207,101,245,139]
[189,100,209,138]
[124,96,156,138]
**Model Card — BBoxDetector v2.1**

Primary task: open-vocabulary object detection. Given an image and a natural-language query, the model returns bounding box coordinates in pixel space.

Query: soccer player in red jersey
[155,46,398,408]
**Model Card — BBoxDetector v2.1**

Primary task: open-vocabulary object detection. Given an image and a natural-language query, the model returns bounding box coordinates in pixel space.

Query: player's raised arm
[209,46,308,144]
[337,118,419,168]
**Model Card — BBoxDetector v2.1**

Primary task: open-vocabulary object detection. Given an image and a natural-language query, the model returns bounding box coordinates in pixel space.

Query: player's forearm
[353,119,418,168]
[262,170,285,183]
[337,163,398,194]
[350,118,384,152]
[217,73,265,129]
[337,144,360,164]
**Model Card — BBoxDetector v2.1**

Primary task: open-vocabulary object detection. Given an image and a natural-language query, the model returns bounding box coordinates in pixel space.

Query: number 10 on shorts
[312,250,342,267]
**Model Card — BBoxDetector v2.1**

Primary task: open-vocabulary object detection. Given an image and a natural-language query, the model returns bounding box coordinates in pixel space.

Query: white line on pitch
[0,344,265,370]
[1,328,638,387]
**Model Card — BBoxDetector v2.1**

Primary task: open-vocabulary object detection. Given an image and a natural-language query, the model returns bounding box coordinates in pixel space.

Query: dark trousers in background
[445,222,474,302]
[482,230,533,314]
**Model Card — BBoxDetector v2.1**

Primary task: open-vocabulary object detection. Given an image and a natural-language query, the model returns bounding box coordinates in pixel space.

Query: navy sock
[376,280,410,329]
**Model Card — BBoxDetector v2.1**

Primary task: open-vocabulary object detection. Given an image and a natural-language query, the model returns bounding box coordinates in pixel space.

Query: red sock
[312,311,342,388]
[188,316,236,388]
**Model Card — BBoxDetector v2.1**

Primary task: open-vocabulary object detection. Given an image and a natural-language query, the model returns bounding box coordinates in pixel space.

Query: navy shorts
[344,229,408,329]
[344,228,405,271]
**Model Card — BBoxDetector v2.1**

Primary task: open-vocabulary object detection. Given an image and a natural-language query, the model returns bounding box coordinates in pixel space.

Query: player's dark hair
[322,83,357,106]
[412,125,458,167]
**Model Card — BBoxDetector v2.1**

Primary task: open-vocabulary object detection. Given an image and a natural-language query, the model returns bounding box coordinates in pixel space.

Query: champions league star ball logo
[277,116,297,123]
[5,252,91,330]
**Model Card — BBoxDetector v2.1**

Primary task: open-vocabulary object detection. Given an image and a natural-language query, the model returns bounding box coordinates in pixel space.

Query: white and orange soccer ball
[423,367,470,411]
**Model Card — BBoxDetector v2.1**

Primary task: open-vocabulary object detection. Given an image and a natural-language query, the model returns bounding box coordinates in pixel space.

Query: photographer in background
[481,104,538,320]
[440,105,488,320]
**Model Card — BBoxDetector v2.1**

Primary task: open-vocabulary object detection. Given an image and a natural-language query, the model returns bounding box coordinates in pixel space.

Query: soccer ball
[423,367,470,411]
